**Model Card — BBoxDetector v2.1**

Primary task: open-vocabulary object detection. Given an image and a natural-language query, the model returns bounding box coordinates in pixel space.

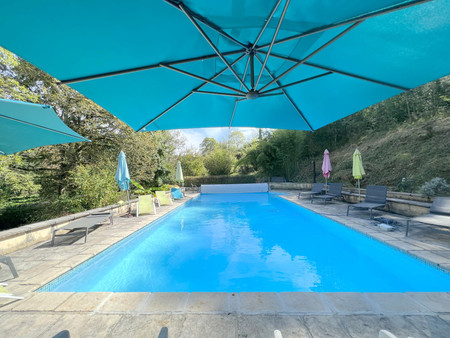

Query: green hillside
[299,115,450,193]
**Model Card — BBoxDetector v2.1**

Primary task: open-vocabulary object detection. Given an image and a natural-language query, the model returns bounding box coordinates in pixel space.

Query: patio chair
[155,191,173,206]
[311,183,343,204]
[136,194,156,216]
[171,187,184,200]
[406,197,450,236]
[0,255,18,278]
[51,212,113,246]
[0,283,23,300]
[347,185,388,218]
[298,183,323,199]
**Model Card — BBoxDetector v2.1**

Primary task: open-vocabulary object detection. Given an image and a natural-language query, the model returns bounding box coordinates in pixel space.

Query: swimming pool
[40,193,450,292]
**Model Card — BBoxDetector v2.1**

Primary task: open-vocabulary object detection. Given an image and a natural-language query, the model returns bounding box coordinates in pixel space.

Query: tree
[204,147,234,175]
[180,153,207,176]
[199,137,217,156]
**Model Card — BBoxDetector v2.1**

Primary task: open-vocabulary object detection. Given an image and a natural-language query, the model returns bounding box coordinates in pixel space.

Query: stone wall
[0,201,137,254]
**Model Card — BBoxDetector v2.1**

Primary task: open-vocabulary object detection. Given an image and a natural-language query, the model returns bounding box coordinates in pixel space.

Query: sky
[176,127,260,152]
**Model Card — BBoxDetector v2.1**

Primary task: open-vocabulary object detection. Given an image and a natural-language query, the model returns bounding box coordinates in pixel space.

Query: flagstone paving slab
[322,293,377,314]
[138,292,189,313]
[22,267,70,286]
[55,292,112,312]
[42,313,123,338]
[54,254,93,268]
[238,292,283,314]
[303,315,350,337]
[271,315,312,338]
[279,292,332,314]
[185,292,230,313]
[365,293,431,314]
[403,315,450,338]
[181,314,236,338]
[0,313,63,338]
[12,292,73,311]
[98,292,149,313]
[109,314,185,337]
[405,292,450,313]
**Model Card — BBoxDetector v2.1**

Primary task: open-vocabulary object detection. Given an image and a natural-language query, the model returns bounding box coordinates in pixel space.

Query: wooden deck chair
[155,191,173,206]
[136,194,156,216]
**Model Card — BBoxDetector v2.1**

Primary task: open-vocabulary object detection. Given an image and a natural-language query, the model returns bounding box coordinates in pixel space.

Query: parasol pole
[357,179,361,202]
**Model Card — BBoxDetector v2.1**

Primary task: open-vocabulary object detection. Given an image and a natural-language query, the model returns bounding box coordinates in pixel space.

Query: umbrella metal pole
[358,180,361,202]
[127,190,131,214]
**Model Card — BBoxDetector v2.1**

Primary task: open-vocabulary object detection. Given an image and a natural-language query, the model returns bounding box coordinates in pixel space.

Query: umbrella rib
[59,50,245,85]
[160,64,246,95]
[194,91,245,98]
[269,53,411,91]
[254,54,314,131]
[252,0,283,49]
[163,0,247,49]
[137,54,246,132]
[255,0,290,90]
[229,48,252,128]
[178,3,250,92]
[258,21,362,92]
[260,72,333,95]
[256,0,432,51]
[0,114,89,142]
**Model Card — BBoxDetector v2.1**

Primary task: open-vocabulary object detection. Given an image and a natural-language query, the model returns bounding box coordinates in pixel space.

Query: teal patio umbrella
[0,98,89,155]
[0,1,448,132]
[115,151,131,211]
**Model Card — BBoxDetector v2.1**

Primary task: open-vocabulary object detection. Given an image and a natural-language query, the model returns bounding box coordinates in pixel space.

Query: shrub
[418,177,449,197]
[65,163,119,210]
[204,148,234,175]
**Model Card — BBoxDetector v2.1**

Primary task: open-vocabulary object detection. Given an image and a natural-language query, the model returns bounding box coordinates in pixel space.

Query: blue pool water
[40,193,450,292]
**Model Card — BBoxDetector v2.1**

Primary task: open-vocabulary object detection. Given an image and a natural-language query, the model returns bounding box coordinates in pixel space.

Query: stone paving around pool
[1,191,449,337]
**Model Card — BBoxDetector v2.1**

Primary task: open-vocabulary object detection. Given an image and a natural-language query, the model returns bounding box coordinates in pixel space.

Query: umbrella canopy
[352,148,366,180]
[0,99,89,155]
[0,1,449,132]
[321,149,332,179]
[115,151,130,191]
[176,160,184,182]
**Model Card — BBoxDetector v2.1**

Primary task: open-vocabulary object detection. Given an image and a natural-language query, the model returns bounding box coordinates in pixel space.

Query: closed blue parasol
[115,151,131,212]
[0,99,89,155]
[0,1,448,131]
[115,151,130,191]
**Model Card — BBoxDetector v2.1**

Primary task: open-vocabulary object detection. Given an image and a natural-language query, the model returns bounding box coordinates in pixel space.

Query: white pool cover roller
[200,183,269,194]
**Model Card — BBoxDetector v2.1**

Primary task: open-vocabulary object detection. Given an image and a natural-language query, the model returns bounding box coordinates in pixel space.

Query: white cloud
[178,127,260,152]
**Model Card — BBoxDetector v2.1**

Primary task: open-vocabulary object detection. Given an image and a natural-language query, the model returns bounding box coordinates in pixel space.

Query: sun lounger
[311,183,343,203]
[51,212,113,246]
[0,283,23,300]
[347,185,388,218]
[155,191,173,206]
[0,255,18,278]
[136,194,156,216]
[406,197,450,236]
[298,183,323,199]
